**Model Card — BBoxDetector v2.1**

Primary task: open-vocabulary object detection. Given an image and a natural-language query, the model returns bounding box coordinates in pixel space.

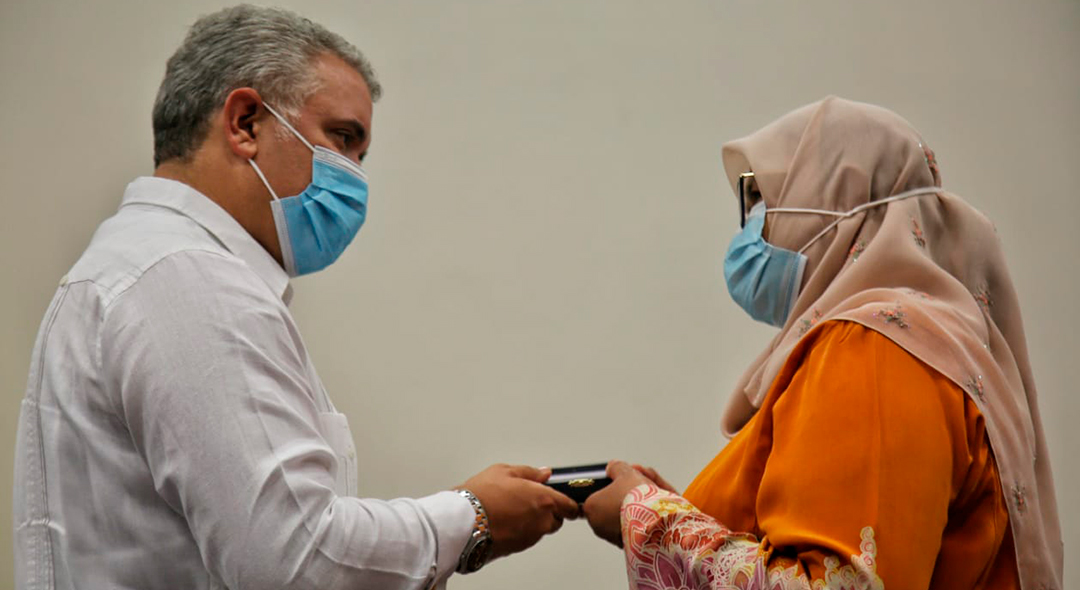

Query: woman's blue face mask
[724,201,807,328]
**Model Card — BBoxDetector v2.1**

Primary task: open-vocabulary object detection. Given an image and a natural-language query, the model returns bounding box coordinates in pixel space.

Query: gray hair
[152,4,381,167]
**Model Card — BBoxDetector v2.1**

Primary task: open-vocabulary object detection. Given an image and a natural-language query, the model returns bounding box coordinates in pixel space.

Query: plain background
[2,0,1077,587]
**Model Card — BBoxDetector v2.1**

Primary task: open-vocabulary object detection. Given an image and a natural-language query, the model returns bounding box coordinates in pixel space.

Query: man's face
[254,52,374,200]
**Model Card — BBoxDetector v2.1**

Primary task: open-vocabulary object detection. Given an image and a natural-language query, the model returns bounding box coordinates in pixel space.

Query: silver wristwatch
[455,489,493,574]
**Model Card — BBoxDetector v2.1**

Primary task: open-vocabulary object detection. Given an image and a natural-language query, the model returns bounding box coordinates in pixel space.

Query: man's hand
[458,464,580,560]
[582,460,677,548]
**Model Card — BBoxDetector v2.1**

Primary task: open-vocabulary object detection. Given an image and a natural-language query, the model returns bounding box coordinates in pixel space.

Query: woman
[584,97,1062,589]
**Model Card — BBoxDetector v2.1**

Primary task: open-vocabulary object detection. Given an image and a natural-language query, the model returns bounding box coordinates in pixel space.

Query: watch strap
[455,489,492,574]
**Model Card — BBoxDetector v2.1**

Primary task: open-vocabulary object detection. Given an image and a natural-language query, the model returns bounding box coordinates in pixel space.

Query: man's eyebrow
[331,118,367,142]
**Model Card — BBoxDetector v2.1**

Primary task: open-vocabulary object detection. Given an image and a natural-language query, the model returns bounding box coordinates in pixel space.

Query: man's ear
[222,87,264,160]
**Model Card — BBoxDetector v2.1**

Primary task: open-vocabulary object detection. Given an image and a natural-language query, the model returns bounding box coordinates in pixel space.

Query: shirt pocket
[317,412,358,497]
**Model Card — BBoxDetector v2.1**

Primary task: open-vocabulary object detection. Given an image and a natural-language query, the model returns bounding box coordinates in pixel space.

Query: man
[12,5,578,589]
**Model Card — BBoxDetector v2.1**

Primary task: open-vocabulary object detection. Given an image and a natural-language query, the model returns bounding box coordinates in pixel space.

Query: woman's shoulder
[781,318,971,418]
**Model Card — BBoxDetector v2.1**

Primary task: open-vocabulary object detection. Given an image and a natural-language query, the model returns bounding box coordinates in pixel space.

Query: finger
[633,465,677,493]
[582,479,621,525]
[582,501,605,533]
[606,460,634,480]
[582,486,609,516]
[653,473,677,493]
[546,487,582,520]
[582,496,597,520]
[507,464,549,482]
[549,514,565,534]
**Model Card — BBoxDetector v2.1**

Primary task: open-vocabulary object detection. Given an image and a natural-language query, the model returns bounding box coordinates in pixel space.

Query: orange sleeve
[621,321,981,589]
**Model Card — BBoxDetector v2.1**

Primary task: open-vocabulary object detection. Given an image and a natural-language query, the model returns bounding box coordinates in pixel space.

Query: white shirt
[13,177,474,590]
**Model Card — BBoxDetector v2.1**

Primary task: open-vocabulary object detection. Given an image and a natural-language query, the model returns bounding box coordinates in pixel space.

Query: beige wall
[2,0,1077,586]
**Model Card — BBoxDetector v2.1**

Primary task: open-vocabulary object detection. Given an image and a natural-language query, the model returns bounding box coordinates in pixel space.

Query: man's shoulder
[66,204,259,308]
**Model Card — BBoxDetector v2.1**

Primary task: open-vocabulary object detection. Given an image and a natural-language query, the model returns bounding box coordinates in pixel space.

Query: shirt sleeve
[618,321,978,589]
[101,250,473,590]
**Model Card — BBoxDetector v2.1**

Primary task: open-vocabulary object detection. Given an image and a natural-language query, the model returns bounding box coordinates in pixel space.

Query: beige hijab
[720,97,1062,589]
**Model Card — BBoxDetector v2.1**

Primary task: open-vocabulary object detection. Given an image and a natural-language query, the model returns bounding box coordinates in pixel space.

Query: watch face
[467,537,493,572]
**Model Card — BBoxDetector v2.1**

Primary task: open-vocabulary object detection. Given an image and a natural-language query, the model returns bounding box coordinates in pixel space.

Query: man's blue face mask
[248,104,368,277]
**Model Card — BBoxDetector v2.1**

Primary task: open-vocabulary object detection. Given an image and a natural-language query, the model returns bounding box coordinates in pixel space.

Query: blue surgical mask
[724,202,807,328]
[248,104,368,277]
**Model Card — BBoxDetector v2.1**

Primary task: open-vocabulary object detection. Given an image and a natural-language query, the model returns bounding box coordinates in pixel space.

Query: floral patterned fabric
[621,484,883,590]
[621,321,1019,590]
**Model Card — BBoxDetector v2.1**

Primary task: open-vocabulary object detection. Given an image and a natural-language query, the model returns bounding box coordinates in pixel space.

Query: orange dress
[619,321,1019,589]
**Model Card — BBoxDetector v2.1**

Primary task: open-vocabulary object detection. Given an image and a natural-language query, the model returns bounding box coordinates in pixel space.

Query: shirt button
[58,275,68,286]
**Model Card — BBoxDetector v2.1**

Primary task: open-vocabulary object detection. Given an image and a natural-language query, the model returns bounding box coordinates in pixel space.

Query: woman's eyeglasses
[738,171,757,228]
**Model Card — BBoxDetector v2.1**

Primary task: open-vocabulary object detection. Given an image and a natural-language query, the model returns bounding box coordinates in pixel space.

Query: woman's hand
[583,460,677,547]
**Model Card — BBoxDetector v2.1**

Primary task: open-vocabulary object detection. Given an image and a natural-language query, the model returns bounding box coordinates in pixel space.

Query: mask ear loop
[262,103,316,153]
[248,102,317,201]
[765,186,944,254]
[248,158,280,201]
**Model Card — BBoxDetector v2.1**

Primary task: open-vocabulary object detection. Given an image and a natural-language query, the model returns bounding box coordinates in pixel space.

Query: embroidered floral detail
[622,486,885,590]
[813,527,883,590]
[964,375,985,402]
[873,304,909,329]
[973,284,992,313]
[921,143,940,182]
[651,497,697,517]
[1012,482,1028,514]
[848,240,867,262]
[902,288,933,300]
[911,217,926,248]
[798,310,824,336]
